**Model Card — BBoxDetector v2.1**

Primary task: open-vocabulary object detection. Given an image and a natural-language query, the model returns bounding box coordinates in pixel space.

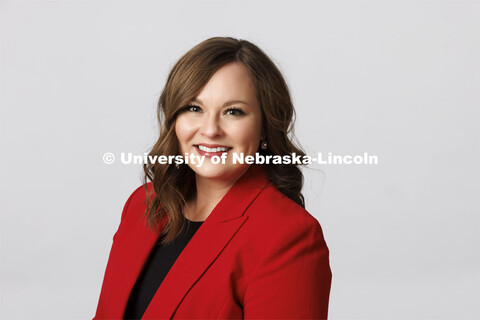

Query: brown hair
[143,37,306,244]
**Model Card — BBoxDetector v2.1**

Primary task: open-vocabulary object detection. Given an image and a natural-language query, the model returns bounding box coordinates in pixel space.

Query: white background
[1,1,479,319]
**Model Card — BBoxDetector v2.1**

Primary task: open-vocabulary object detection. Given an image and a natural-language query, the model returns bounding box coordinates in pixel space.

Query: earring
[261,140,268,150]
[175,163,180,169]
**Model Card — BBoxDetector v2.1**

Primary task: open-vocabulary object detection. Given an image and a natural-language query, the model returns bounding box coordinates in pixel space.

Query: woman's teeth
[197,145,230,152]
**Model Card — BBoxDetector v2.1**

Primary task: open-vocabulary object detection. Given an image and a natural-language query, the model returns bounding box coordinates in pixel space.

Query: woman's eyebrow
[192,98,248,107]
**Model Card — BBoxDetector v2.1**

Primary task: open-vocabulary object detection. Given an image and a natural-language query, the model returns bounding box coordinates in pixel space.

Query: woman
[93,37,332,319]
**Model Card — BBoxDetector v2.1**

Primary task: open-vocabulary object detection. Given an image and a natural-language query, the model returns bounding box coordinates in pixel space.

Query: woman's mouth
[194,144,232,157]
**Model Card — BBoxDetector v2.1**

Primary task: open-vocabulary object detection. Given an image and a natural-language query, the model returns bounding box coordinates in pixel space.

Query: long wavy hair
[143,37,306,244]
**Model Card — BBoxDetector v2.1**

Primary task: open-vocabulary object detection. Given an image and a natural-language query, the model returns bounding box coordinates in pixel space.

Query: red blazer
[93,164,332,319]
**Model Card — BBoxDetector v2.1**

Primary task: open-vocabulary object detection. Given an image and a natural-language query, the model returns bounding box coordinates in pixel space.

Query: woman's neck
[184,174,241,222]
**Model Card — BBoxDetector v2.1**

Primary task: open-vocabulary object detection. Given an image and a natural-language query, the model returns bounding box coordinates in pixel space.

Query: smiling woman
[175,62,264,194]
[93,37,332,320]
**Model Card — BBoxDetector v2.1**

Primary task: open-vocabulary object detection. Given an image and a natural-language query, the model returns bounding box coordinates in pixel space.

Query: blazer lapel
[142,164,270,319]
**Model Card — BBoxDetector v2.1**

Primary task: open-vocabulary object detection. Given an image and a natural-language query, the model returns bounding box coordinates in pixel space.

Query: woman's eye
[184,105,201,112]
[225,108,245,116]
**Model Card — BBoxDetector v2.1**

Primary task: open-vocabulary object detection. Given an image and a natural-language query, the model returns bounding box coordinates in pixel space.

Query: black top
[123,218,204,320]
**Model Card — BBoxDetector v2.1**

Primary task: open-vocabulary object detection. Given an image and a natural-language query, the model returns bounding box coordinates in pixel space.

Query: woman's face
[175,62,263,182]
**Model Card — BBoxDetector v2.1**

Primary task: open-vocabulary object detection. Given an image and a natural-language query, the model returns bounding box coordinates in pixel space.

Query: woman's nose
[199,114,223,138]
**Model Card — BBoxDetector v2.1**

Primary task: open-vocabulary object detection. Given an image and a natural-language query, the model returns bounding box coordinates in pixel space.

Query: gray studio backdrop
[1,1,479,319]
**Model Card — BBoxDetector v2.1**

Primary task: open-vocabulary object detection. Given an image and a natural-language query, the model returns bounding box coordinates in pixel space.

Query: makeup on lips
[194,144,232,158]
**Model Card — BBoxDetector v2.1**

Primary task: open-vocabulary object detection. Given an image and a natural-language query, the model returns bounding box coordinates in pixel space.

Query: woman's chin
[190,163,248,182]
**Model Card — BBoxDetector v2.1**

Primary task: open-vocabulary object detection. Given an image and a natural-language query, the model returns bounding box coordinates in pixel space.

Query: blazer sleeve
[243,217,332,319]
[93,185,146,320]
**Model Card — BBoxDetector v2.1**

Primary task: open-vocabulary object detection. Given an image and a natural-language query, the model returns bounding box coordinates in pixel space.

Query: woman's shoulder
[242,182,329,267]
[118,182,154,219]
[250,182,323,232]
[129,182,153,200]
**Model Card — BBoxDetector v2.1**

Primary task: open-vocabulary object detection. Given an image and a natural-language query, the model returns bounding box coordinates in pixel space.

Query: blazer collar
[121,164,271,319]
[203,163,271,223]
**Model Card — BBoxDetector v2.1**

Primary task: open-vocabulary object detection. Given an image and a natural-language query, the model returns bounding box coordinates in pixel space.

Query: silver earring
[175,163,180,169]
[261,140,268,150]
